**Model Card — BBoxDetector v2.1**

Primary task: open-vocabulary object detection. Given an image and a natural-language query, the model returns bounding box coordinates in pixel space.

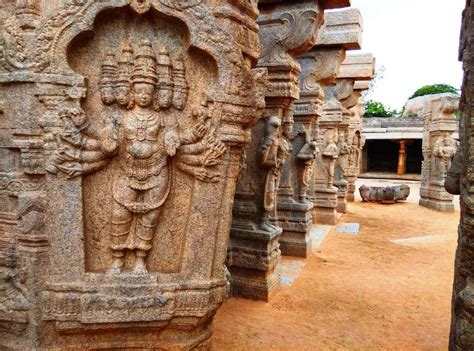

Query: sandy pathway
[213,197,458,350]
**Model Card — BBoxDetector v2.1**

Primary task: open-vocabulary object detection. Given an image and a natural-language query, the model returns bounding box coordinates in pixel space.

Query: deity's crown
[116,42,134,88]
[100,52,117,87]
[132,40,158,86]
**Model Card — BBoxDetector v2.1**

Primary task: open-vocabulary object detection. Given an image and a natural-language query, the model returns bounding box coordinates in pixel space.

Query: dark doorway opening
[365,140,399,173]
[406,139,422,174]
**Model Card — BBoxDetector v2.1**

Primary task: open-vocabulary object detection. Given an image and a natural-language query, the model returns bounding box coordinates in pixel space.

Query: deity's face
[134,83,155,108]
[100,86,115,106]
[282,123,292,138]
[70,110,87,127]
[115,85,131,106]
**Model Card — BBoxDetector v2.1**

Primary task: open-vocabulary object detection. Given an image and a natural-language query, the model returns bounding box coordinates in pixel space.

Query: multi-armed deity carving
[46,40,226,275]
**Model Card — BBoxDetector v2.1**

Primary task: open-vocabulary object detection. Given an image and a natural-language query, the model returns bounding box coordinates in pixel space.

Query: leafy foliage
[409,84,459,100]
[364,100,398,118]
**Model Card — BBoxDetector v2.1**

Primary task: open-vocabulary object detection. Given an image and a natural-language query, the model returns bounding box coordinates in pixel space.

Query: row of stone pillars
[227,2,375,301]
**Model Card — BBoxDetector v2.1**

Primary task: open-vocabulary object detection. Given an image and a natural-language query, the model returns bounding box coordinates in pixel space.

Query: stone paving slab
[335,223,360,236]
[310,225,332,249]
[277,258,306,287]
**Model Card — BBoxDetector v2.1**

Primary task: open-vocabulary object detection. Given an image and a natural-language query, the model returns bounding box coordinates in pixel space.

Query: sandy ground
[213,180,459,350]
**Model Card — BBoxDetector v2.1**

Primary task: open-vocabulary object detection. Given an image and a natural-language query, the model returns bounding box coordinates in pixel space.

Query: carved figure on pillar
[433,133,457,182]
[322,132,339,188]
[261,116,290,232]
[296,130,319,203]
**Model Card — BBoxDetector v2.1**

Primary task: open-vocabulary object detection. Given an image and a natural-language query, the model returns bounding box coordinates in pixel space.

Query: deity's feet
[107,257,124,275]
[259,221,276,233]
[133,256,148,275]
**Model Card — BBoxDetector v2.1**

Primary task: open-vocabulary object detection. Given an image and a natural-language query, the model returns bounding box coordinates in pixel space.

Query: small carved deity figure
[297,129,319,203]
[336,132,350,174]
[322,132,339,188]
[260,116,290,232]
[349,131,363,170]
[52,40,226,275]
[433,133,458,182]
[0,247,28,313]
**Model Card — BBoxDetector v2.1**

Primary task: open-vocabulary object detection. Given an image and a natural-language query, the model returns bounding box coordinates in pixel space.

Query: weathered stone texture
[449,1,474,349]
[418,93,459,212]
[308,12,363,225]
[0,0,265,349]
[228,1,352,300]
[359,184,410,203]
[337,53,374,203]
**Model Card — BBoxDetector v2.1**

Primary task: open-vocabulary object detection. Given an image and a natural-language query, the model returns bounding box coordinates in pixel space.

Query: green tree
[409,84,459,100]
[364,100,397,118]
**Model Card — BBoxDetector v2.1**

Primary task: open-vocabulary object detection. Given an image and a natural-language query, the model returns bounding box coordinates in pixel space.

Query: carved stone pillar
[336,53,375,204]
[310,9,363,224]
[418,93,459,212]
[228,0,350,299]
[449,3,474,348]
[0,1,265,349]
[274,7,362,257]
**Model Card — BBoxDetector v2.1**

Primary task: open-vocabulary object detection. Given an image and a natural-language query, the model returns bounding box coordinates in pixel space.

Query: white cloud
[351,0,464,110]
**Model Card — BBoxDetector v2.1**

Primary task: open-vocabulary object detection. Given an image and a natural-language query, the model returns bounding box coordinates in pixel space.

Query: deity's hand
[61,132,83,148]
[192,121,208,140]
[165,131,180,157]
[195,168,219,183]
[57,163,84,178]
[57,148,79,162]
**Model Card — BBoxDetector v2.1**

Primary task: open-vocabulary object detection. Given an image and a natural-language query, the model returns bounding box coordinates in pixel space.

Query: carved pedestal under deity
[228,0,350,300]
[418,93,459,212]
[0,1,264,349]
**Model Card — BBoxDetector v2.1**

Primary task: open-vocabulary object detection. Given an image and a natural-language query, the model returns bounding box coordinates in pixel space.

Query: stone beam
[315,8,362,49]
[337,52,376,80]
[258,0,352,9]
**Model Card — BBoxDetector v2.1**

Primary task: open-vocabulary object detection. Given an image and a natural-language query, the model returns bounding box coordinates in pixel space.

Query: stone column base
[347,191,355,202]
[313,187,338,225]
[419,198,455,212]
[274,201,313,258]
[227,226,282,301]
[419,185,455,212]
[228,265,280,302]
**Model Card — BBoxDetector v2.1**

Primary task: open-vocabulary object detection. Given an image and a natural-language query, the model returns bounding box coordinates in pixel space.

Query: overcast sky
[350,0,465,110]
